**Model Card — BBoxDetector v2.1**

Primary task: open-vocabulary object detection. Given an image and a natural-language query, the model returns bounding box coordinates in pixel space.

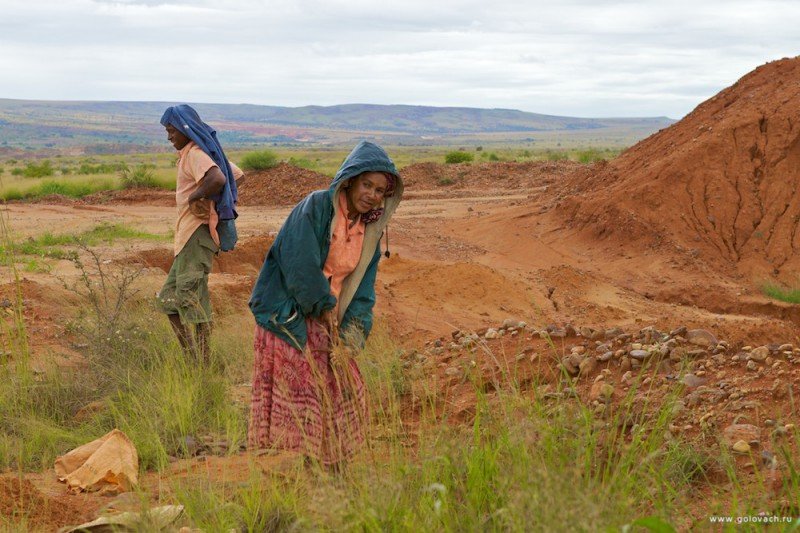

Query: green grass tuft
[119,163,159,189]
[240,150,279,171]
[444,151,474,164]
[762,283,800,303]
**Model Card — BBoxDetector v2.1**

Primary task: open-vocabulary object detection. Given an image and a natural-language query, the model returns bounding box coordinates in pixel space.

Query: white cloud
[0,0,798,117]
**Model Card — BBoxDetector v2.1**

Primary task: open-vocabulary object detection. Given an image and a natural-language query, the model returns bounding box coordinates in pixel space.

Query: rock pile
[412,318,798,489]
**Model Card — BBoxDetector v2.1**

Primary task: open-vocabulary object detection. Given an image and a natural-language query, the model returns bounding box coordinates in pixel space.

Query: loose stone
[732,440,751,454]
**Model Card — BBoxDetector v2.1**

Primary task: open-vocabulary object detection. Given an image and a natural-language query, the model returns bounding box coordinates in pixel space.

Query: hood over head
[160,104,238,220]
[328,140,403,226]
[330,141,404,323]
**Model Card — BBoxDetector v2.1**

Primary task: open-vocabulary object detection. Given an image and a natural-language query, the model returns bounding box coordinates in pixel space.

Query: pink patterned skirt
[248,319,367,464]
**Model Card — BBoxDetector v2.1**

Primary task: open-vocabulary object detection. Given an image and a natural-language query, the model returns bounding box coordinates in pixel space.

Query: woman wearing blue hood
[158,104,242,363]
[248,141,403,466]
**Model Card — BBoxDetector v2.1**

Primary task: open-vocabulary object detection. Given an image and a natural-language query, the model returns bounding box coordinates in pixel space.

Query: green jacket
[249,141,403,349]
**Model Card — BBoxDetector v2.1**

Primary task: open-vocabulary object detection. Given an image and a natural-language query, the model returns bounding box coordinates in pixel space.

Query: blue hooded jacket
[249,141,403,350]
[160,104,239,249]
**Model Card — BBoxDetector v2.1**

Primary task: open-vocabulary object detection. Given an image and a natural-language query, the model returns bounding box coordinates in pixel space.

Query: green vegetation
[0,178,116,201]
[761,283,800,304]
[576,148,607,163]
[545,150,570,161]
[0,145,630,202]
[78,161,126,175]
[22,160,54,178]
[287,156,319,171]
[119,163,159,189]
[445,151,474,164]
[0,222,168,265]
[239,150,279,171]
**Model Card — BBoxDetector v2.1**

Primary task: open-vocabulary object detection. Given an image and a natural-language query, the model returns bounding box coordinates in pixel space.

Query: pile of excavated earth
[555,57,800,284]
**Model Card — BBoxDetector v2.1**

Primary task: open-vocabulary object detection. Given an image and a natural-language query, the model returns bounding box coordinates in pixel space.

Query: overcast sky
[1,0,797,119]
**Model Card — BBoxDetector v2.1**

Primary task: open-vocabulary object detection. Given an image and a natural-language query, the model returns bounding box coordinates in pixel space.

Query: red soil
[236,162,330,206]
[0,477,90,531]
[555,57,800,283]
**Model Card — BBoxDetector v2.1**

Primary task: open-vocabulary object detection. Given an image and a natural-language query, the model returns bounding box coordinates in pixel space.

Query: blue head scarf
[160,104,238,221]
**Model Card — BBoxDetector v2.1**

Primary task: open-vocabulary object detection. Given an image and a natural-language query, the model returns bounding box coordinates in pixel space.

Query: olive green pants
[157,225,218,324]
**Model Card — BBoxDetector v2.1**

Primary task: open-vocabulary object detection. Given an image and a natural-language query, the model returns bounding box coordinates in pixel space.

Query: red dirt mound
[237,162,330,206]
[557,57,800,281]
[400,160,589,191]
[0,477,88,531]
[127,234,274,275]
[81,188,175,206]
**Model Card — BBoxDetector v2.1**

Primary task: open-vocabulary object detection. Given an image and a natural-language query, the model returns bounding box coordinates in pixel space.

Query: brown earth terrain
[3,58,800,530]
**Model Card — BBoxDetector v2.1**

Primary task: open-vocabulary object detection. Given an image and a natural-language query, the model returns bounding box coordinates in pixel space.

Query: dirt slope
[556,57,800,283]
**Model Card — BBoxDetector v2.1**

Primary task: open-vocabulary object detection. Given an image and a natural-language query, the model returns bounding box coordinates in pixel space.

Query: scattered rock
[732,440,751,454]
[598,351,614,362]
[682,374,706,389]
[723,424,760,446]
[749,346,769,362]
[686,329,718,348]
[578,356,597,378]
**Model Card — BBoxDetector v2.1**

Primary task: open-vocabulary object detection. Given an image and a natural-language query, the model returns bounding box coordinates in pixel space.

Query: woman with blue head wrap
[157,104,244,362]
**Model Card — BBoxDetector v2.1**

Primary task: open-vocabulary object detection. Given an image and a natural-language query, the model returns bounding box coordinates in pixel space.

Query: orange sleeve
[229,161,244,180]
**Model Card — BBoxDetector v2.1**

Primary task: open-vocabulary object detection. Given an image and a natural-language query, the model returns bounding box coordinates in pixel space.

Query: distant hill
[0,99,675,153]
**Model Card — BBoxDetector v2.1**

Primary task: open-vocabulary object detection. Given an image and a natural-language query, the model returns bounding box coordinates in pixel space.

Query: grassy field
[0,154,176,201]
[0,145,620,201]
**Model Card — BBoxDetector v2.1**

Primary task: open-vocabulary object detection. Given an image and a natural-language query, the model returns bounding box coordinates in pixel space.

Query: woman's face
[165,124,191,151]
[346,172,389,214]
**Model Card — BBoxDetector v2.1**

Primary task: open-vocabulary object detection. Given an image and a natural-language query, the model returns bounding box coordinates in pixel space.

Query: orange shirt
[323,191,366,304]
[173,142,242,256]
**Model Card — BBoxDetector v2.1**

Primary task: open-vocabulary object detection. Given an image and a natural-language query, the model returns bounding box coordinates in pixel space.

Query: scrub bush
[240,150,279,171]
[444,151,474,164]
[22,160,54,178]
[119,163,158,189]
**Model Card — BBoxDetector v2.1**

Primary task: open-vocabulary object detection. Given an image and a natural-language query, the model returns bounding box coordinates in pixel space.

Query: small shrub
[10,168,23,176]
[287,156,316,170]
[444,151,474,164]
[78,162,125,175]
[119,164,158,189]
[437,177,455,186]
[22,160,54,178]
[240,150,279,171]
[488,153,500,161]
[576,149,605,163]
[35,180,114,198]
[0,188,23,201]
[762,283,800,303]
[546,151,569,161]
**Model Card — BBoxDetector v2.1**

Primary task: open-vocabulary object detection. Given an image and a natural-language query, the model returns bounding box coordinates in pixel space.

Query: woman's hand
[320,309,338,337]
[189,198,211,218]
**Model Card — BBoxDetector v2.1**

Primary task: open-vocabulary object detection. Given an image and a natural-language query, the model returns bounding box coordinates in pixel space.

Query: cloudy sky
[1,0,797,119]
